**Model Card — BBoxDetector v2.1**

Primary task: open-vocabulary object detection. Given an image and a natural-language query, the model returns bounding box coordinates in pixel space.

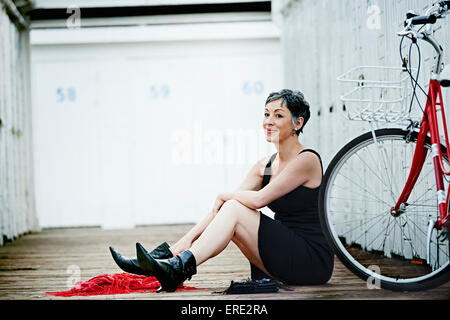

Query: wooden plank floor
[0,225,449,300]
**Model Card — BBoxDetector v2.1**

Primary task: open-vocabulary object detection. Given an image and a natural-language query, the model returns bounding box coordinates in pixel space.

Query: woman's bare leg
[231,236,271,277]
[188,199,271,276]
[169,210,216,256]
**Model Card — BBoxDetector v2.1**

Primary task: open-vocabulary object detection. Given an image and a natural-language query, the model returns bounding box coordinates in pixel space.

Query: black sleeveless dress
[250,149,334,285]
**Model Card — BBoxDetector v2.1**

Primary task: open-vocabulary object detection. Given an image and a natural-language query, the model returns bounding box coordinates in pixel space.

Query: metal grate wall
[0,1,39,245]
[273,0,450,168]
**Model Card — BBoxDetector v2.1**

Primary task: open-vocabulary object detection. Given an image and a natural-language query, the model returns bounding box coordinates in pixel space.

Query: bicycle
[318,1,450,291]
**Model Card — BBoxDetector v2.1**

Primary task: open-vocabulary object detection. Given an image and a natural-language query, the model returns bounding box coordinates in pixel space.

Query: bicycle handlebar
[398,1,449,39]
[409,14,438,25]
[398,1,450,75]
[401,1,449,28]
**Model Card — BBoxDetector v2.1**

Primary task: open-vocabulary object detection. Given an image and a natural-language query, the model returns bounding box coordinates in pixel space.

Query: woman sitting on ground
[109,89,334,292]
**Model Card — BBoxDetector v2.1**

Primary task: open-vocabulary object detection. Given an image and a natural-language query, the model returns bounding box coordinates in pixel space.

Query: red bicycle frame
[393,79,450,230]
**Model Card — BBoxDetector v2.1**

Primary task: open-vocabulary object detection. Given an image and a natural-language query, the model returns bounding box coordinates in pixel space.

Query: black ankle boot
[109,242,173,276]
[136,242,197,292]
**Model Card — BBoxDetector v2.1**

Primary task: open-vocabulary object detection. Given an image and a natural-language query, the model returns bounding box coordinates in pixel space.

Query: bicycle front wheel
[319,128,450,291]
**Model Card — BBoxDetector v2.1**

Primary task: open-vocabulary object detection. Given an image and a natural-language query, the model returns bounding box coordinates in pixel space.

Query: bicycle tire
[319,128,450,291]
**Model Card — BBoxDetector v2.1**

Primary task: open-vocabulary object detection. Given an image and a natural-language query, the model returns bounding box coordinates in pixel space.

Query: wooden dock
[0,225,449,300]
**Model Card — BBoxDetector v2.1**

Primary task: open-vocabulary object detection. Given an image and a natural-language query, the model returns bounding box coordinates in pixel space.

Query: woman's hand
[212,192,233,215]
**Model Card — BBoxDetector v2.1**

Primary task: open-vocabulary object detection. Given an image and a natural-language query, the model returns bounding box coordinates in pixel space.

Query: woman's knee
[214,201,239,224]
[219,199,258,220]
[218,199,244,216]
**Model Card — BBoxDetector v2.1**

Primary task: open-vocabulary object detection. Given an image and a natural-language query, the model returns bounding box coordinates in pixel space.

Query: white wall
[0,4,40,245]
[30,19,282,228]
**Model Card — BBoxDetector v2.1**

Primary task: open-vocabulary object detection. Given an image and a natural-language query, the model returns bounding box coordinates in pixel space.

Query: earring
[292,128,297,136]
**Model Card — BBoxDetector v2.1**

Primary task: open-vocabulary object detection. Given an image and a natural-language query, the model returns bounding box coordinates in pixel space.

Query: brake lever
[397,20,413,37]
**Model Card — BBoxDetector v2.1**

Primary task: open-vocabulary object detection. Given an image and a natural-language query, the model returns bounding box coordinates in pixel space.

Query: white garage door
[31,22,281,229]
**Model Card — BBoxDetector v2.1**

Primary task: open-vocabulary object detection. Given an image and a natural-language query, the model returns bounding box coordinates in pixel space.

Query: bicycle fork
[368,81,449,265]
[392,81,449,229]
[393,80,449,264]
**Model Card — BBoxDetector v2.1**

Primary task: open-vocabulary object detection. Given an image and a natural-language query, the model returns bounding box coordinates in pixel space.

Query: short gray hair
[265,89,311,134]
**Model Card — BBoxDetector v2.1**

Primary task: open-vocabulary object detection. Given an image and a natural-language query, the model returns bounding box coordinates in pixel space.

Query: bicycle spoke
[352,215,395,262]
[395,215,419,259]
[329,196,390,204]
[402,214,449,259]
[340,157,388,199]
[358,216,390,249]
[401,215,433,239]
[334,174,392,207]
[403,218,449,271]
[407,192,436,207]
[380,215,395,252]
[355,151,390,188]
[382,138,403,197]
[414,161,435,187]
[364,142,394,192]
[338,213,387,241]
[407,203,437,208]
[329,210,387,218]
[332,183,391,207]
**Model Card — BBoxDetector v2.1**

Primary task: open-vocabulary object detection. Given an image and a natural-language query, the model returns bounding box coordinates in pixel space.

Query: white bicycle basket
[337,66,413,122]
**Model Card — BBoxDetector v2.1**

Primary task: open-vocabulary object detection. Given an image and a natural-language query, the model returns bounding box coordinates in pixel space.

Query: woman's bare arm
[223,152,321,209]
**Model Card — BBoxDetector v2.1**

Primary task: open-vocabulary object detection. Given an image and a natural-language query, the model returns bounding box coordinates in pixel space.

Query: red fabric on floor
[46,273,199,297]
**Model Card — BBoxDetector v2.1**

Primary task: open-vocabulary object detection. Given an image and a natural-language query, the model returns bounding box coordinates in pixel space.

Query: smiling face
[263,98,303,144]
